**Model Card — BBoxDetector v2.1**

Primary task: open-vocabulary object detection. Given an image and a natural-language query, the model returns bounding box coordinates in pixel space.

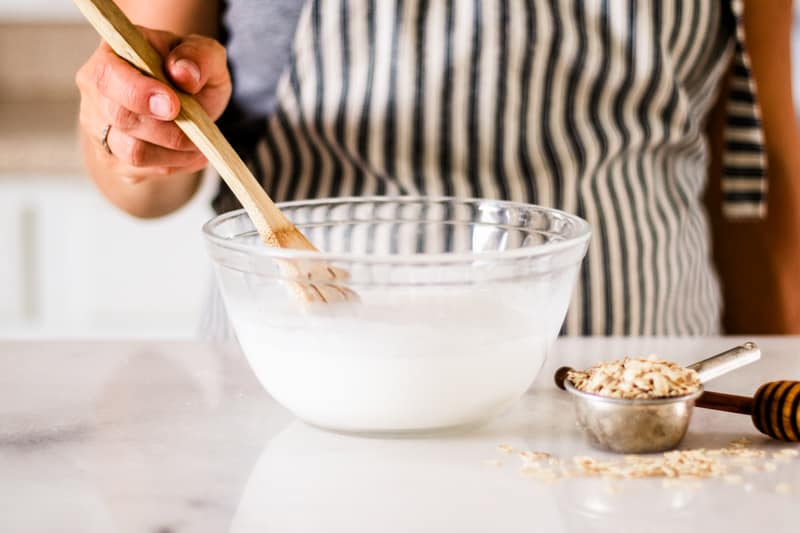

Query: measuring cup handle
[687,342,761,383]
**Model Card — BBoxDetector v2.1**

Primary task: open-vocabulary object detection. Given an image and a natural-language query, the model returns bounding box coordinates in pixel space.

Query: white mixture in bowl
[228,286,556,434]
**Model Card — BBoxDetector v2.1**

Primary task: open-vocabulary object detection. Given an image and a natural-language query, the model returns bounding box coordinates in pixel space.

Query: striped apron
[204,0,767,338]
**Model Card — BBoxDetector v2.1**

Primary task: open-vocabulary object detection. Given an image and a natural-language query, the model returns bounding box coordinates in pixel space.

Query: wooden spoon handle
[72,0,293,243]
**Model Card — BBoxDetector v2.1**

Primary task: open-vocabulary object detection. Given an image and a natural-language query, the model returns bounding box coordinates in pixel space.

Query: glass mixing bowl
[203,197,590,435]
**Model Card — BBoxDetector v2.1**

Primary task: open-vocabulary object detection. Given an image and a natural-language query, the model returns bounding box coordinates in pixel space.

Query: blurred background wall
[1,1,799,338]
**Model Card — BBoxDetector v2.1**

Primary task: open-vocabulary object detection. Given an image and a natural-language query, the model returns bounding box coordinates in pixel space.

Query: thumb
[135,25,182,56]
[165,34,229,95]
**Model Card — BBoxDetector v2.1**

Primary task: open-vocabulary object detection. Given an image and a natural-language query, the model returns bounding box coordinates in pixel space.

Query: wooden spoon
[73,0,357,304]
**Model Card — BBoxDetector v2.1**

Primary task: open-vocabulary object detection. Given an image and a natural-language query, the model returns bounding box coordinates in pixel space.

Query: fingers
[166,34,228,94]
[98,94,194,151]
[76,26,231,181]
[80,92,206,173]
[104,126,207,169]
[90,47,180,121]
[134,25,182,57]
[166,35,232,120]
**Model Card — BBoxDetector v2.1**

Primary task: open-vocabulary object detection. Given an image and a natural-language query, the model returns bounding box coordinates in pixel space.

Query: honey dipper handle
[752,381,800,442]
[71,0,293,244]
[696,391,754,415]
[554,367,573,391]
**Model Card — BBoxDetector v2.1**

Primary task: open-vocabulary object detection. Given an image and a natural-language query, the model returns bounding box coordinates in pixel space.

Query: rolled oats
[730,437,751,448]
[567,356,701,399]
[495,438,798,486]
[519,450,551,462]
[496,444,514,454]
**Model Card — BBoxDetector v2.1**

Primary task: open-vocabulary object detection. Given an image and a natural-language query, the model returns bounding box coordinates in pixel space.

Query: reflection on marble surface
[0,338,799,532]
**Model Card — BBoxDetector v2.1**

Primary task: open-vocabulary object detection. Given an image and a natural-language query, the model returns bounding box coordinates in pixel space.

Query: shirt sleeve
[721,0,768,219]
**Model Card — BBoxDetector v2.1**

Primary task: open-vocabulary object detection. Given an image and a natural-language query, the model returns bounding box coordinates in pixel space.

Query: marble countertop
[2,337,799,533]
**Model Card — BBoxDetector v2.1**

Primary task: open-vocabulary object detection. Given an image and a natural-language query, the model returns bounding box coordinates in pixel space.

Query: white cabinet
[0,174,217,338]
[0,190,30,324]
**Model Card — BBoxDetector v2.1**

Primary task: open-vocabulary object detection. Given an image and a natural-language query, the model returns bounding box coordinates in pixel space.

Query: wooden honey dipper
[697,382,800,442]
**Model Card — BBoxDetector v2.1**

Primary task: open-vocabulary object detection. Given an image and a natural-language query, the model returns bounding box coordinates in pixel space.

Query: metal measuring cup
[554,343,761,454]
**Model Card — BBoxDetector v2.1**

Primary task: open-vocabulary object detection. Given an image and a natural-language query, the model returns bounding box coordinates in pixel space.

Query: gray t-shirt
[220,0,303,121]
[215,0,304,213]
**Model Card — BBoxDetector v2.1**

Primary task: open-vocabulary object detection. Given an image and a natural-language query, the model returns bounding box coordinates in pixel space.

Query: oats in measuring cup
[567,355,701,399]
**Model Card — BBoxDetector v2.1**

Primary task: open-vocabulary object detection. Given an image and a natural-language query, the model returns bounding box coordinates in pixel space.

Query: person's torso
[217,0,737,336]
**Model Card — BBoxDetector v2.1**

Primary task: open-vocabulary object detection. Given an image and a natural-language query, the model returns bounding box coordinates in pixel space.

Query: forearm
[81,126,202,219]
[745,0,800,330]
[759,156,800,331]
[711,0,800,333]
[716,222,800,333]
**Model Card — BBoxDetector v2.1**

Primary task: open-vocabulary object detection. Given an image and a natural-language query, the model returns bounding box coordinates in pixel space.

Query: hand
[76,27,232,181]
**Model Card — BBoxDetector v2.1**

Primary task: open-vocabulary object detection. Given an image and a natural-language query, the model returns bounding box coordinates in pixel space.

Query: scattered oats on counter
[729,437,751,448]
[571,449,728,479]
[496,444,514,454]
[488,438,799,487]
[724,474,744,485]
[567,355,701,399]
[519,450,551,462]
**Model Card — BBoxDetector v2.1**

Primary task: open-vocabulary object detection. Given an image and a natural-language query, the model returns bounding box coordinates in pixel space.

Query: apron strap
[721,0,768,219]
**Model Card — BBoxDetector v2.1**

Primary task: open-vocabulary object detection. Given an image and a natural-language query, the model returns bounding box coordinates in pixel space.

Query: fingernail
[149,93,172,118]
[175,58,201,84]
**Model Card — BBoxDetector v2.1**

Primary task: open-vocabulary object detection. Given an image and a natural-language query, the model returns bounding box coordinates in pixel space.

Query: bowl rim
[202,196,592,264]
[563,379,705,406]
